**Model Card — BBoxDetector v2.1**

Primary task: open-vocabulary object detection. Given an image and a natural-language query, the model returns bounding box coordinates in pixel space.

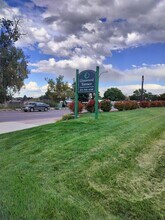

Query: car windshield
[37,103,44,106]
[28,102,36,105]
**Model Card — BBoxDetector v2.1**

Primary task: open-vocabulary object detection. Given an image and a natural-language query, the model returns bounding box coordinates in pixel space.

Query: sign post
[74,69,79,119]
[75,67,99,119]
[95,66,99,119]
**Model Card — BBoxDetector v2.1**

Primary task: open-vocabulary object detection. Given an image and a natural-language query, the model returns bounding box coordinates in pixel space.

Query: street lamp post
[91,70,108,99]
[99,70,108,77]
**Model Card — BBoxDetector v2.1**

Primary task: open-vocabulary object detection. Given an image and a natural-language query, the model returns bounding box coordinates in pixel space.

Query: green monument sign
[78,70,96,93]
[74,66,99,119]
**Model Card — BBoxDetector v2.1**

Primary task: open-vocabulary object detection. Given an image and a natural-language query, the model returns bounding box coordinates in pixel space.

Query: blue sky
[0,0,165,97]
[105,43,165,71]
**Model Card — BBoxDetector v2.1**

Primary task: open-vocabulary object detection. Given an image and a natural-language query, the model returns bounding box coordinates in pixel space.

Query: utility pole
[95,66,99,119]
[141,75,144,101]
[74,69,79,119]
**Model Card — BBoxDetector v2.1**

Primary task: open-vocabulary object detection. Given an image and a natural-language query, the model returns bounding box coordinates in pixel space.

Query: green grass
[0,108,165,220]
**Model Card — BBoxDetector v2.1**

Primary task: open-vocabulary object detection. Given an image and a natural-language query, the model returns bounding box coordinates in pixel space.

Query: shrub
[132,101,139,109]
[68,101,83,113]
[150,101,163,107]
[114,101,139,111]
[162,101,165,107]
[114,100,164,110]
[125,101,139,110]
[140,101,150,108]
[61,114,74,121]
[124,101,132,110]
[114,101,124,111]
[157,101,163,107]
[150,101,157,107]
[100,100,112,112]
[86,99,101,113]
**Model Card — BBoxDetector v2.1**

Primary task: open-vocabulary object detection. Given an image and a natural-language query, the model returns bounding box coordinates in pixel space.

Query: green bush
[61,114,74,121]
[100,100,112,112]
[39,99,57,107]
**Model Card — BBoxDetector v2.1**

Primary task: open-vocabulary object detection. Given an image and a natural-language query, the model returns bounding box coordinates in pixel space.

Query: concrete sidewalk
[0,118,60,134]
[0,122,38,134]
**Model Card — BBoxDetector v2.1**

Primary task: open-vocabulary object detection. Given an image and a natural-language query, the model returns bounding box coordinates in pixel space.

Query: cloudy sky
[0,0,165,97]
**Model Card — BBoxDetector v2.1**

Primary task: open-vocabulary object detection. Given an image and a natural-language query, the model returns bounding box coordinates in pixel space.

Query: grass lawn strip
[0,108,165,219]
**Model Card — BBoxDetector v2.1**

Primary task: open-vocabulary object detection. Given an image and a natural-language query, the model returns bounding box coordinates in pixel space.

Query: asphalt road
[0,109,70,122]
[0,109,70,134]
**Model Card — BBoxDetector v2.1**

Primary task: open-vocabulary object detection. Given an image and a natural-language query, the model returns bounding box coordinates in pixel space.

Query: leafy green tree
[45,75,74,103]
[104,88,125,101]
[22,95,28,102]
[158,93,165,101]
[78,93,89,102]
[130,89,145,101]
[145,92,158,101]
[72,80,89,102]
[129,89,149,101]
[0,18,30,103]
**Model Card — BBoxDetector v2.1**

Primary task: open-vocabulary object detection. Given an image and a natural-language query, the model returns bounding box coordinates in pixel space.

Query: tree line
[37,77,165,105]
[103,88,165,101]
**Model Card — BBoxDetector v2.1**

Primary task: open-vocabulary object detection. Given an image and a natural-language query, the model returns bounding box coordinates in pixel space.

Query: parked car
[22,102,50,112]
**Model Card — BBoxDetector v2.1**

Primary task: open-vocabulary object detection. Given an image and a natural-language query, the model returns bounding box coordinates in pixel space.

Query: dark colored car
[22,102,50,112]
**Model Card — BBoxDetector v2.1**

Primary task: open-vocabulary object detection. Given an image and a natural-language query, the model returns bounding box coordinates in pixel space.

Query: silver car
[22,102,50,112]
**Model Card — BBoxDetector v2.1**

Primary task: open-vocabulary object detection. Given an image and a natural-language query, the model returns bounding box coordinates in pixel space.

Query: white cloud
[29,56,104,80]
[30,57,165,84]
[118,84,165,96]
[1,0,165,57]
[132,64,137,68]
[0,7,20,19]
[126,32,142,45]
[15,81,48,98]
[25,82,40,91]
[29,27,51,42]
[28,58,165,97]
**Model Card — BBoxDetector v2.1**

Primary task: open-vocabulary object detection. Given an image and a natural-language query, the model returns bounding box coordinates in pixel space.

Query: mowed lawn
[0,108,165,220]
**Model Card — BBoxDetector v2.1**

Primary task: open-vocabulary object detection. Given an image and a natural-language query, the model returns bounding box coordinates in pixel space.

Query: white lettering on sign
[79,79,94,82]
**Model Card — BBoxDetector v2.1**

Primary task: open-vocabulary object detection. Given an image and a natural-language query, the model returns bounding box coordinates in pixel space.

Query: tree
[145,92,158,101]
[130,89,146,101]
[158,93,165,101]
[0,18,30,103]
[45,75,74,103]
[22,95,28,102]
[129,89,158,101]
[78,93,89,102]
[71,80,89,102]
[104,88,125,101]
